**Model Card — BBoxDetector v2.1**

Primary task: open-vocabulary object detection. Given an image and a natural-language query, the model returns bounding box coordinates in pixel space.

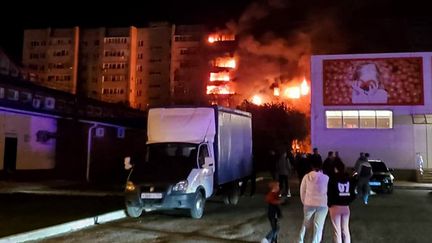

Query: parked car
[368,159,394,193]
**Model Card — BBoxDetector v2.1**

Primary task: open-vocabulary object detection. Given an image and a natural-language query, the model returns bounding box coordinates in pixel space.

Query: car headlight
[125,181,135,191]
[173,180,188,192]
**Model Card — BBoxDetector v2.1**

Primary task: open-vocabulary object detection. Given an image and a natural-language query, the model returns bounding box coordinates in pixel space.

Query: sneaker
[364,200,368,205]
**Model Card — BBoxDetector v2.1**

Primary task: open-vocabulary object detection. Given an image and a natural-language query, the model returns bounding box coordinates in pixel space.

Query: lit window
[376,110,393,128]
[325,111,342,128]
[359,110,376,128]
[342,110,359,128]
[326,110,392,129]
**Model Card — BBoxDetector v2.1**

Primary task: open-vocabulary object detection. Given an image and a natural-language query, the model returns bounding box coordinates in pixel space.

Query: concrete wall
[311,52,432,170]
[0,110,56,170]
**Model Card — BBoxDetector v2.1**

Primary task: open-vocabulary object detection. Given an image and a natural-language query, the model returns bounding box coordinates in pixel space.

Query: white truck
[124,106,253,219]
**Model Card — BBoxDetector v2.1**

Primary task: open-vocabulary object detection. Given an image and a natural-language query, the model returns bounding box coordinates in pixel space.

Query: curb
[0,210,127,243]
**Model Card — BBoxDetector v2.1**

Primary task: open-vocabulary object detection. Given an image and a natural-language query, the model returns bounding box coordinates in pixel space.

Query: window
[359,110,376,128]
[325,110,392,129]
[376,111,393,128]
[326,111,342,128]
[342,110,359,128]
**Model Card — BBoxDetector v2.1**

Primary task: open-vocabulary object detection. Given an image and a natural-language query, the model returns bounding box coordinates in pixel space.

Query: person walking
[327,160,356,243]
[298,158,329,243]
[356,154,373,204]
[261,181,283,243]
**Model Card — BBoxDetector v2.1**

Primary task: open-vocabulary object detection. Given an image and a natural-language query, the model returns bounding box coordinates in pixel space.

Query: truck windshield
[130,143,198,183]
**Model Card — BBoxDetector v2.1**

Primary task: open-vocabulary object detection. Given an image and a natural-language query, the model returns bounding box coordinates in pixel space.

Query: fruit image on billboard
[323,57,424,105]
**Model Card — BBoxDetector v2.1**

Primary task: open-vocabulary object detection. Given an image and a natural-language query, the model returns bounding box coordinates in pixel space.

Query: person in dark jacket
[262,181,283,243]
[327,160,356,243]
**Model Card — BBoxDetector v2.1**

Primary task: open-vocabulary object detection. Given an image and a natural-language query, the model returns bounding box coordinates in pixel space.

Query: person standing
[356,155,373,205]
[328,160,356,243]
[277,149,292,198]
[262,181,283,243]
[323,151,336,177]
[298,158,329,243]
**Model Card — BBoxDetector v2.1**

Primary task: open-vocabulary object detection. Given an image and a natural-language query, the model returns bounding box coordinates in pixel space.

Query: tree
[238,100,309,171]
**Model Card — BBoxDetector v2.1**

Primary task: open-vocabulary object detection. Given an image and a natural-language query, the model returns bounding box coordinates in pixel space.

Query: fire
[213,57,236,69]
[210,72,230,82]
[251,95,263,105]
[273,87,280,96]
[285,87,301,99]
[301,78,309,95]
[207,33,235,43]
[207,85,234,95]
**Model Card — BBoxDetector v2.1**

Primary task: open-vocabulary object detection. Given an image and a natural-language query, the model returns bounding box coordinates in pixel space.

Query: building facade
[22,24,216,110]
[311,52,432,180]
[22,28,79,94]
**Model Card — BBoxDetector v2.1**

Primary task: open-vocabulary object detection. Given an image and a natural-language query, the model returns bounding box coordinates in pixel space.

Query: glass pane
[343,110,359,128]
[326,111,342,128]
[413,114,426,124]
[376,110,392,128]
[425,114,432,124]
[359,110,376,128]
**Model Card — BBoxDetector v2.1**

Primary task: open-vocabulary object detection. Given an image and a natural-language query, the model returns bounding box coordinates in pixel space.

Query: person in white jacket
[298,158,329,243]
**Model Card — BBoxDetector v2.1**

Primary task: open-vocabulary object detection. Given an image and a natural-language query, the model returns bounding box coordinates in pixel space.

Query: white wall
[0,110,57,170]
[311,52,432,170]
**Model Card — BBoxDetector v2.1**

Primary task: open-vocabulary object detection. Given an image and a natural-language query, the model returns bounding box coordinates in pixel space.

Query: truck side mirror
[124,156,133,170]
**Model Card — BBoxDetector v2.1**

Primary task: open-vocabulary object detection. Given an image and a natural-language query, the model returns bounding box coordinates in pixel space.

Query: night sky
[1,0,432,62]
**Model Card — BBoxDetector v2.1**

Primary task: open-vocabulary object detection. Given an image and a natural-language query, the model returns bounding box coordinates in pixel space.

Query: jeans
[298,206,328,243]
[329,205,351,243]
[357,178,370,204]
[266,217,279,243]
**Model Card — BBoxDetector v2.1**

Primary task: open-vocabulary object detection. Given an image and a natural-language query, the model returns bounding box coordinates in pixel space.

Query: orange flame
[251,95,263,105]
[285,87,301,99]
[210,72,230,82]
[300,78,309,95]
[207,85,235,95]
[213,57,236,69]
[207,33,235,43]
[273,87,280,97]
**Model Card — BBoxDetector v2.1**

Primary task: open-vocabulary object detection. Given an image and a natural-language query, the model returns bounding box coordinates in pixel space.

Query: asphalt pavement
[0,175,431,242]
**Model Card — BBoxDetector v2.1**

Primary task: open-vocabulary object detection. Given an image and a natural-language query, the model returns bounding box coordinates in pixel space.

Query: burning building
[206,32,238,107]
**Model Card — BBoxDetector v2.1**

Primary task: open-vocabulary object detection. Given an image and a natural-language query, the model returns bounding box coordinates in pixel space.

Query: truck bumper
[126,191,195,211]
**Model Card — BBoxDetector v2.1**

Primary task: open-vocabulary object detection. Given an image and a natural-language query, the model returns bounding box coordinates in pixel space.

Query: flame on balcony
[251,95,263,105]
[300,78,309,95]
[213,57,236,69]
[207,34,235,43]
[207,85,235,95]
[210,72,230,82]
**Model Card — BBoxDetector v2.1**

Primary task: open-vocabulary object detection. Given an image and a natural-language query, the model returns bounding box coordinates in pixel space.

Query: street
[22,186,432,243]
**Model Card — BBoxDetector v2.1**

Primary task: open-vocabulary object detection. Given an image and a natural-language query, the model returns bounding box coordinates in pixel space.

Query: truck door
[198,144,214,197]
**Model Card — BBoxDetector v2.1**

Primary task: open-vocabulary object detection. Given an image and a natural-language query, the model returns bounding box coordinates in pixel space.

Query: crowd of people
[262,148,373,243]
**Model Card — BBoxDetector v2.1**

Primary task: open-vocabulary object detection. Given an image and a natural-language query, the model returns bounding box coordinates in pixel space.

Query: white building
[311,52,432,179]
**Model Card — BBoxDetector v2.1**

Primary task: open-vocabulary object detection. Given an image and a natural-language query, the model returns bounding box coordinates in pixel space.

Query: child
[262,181,283,243]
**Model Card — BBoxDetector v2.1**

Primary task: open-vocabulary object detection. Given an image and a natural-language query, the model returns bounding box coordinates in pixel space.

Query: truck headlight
[173,180,188,192]
[126,181,136,191]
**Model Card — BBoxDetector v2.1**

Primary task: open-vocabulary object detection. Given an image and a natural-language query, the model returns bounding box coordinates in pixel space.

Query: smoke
[230,0,348,110]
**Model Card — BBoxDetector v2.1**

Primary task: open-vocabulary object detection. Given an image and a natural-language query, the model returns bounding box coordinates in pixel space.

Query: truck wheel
[126,205,143,218]
[228,184,240,205]
[190,191,205,219]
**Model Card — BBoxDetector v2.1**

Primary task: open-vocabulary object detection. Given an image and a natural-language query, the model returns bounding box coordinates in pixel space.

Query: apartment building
[22,24,213,110]
[22,28,79,94]
[79,27,136,105]
[170,25,207,105]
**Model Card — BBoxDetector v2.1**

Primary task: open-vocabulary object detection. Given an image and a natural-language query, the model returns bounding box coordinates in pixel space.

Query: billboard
[323,57,424,105]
